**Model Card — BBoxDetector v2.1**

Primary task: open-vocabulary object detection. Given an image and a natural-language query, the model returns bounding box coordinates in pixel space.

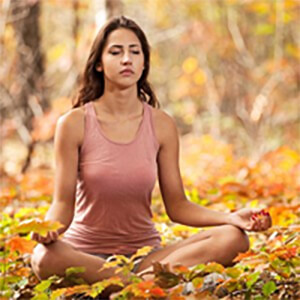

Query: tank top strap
[84,101,95,116]
[84,101,100,129]
[143,101,160,151]
[79,101,99,156]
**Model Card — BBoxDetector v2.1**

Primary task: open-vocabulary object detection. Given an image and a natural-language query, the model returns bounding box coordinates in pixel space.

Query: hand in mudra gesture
[31,231,59,245]
[229,208,272,232]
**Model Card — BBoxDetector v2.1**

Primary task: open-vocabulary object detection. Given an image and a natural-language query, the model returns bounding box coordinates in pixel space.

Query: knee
[219,225,250,253]
[31,244,56,280]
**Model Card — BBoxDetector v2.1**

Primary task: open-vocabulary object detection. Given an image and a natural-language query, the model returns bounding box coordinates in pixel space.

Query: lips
[120,69,134,74]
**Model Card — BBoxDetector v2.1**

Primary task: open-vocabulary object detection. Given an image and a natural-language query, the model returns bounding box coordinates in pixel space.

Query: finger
[251,208,263,216]
[30,232,37,241]
[251,215,262,227]
[259,216,268,230]
[260,218,270,231]
[265,216,271,229]
[35,232,48,244]
[43,233,53,244]
[42,238,52,245]
[267,214,272,228]
[252,218,262,232]
[245,222,253,231]
[260,210,272,229]
[35,234,44,243]
[42,232,57,245]
[49,231,58,242]
[248,219,258,231]
[251,223,258,232]
[259,213,271,231]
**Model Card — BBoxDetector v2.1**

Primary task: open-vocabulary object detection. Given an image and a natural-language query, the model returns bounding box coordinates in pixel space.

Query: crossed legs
[135,224,249,275]
[30,225,249,284]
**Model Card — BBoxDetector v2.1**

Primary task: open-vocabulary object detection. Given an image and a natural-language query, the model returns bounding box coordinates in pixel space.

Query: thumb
[251,208,262,215]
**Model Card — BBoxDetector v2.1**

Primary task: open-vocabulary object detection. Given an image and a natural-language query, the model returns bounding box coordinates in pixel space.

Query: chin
[115,81,137,89]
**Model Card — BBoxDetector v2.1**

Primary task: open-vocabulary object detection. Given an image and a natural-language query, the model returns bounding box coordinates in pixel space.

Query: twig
[226,6,255,69]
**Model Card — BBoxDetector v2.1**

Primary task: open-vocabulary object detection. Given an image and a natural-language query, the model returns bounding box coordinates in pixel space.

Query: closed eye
[109,51,140,55]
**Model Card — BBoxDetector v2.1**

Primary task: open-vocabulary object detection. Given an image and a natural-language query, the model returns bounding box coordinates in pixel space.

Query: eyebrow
[108,44,140,49]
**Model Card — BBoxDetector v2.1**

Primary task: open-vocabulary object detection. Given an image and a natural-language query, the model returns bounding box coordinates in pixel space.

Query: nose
[121,51,132,64]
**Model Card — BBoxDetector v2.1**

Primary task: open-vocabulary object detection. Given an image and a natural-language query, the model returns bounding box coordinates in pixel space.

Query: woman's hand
[228,208,272,232]
[30,231,59,245]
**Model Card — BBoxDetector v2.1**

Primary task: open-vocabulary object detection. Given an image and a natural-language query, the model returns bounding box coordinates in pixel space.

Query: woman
[30,16,272,290]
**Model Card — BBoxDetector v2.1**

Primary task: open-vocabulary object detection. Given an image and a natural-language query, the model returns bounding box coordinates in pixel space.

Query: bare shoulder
[56,106,85,147]
[151,106,178,146]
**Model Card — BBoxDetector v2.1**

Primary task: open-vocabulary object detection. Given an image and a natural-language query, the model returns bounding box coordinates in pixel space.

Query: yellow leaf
[250,199,259,208]
[131,246,153,260]
[182,57,198,74]
[50,288,67,300]
[193,69,206,85]
[14,218,64,237]
[99,260,120,272]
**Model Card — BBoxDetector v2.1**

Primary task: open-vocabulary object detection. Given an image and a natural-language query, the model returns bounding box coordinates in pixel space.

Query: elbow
[165,198,190,223]
[166,208,180,223]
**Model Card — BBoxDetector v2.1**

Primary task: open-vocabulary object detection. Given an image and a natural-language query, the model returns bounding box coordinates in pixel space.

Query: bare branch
[226,6,255,69]
[274,0,284,61]
[151,23,188,45]
[250,72,285,123]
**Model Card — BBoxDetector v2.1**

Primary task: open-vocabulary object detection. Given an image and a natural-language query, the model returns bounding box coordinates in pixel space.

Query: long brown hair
[72,16,159,109]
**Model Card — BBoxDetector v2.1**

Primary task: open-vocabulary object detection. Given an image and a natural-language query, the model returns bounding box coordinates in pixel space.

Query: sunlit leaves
[1,138,299,298]
[13,218,64,237]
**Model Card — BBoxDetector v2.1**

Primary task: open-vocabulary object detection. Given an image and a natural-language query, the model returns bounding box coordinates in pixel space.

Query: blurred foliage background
[0,1,299,298]
[0,0,299,175]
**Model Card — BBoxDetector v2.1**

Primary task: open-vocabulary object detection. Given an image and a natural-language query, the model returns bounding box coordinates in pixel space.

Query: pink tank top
[62,101,162,254]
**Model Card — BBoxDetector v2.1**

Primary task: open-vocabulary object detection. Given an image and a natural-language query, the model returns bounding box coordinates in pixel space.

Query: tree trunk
[9,0,47,173]
[10,0,47,131]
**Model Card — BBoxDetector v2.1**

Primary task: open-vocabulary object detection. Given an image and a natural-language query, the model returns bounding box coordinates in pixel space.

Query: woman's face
[97,28,145,88]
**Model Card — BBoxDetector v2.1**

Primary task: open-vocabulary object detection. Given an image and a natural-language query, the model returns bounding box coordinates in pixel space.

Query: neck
[99,84,142,117]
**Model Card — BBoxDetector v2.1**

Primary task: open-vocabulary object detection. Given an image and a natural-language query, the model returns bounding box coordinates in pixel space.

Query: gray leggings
[89,247,162,273]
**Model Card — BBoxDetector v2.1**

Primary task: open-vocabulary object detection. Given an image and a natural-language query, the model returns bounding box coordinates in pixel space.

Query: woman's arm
[155,111,271,231]
[156,113,229,227]
[45,109,84,235]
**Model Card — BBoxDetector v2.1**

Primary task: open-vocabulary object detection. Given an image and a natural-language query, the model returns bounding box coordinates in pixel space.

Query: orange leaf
[173,264,189,274]
[150,287,166,297]
[137,280,154,290]
[14,266,32,277]
[6,236,36,254]
[233,250,256,262]
[272,246,298,260]
[64,284,90,296]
